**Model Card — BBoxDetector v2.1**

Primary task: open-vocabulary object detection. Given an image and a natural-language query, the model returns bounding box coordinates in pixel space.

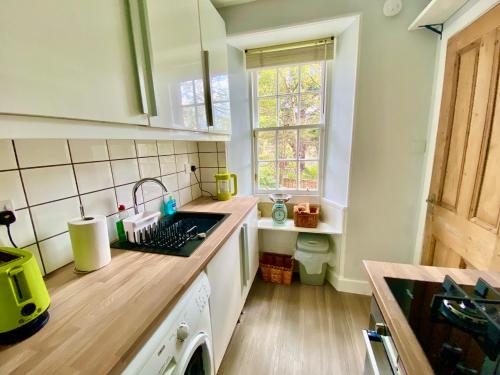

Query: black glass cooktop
[385,277,500,375]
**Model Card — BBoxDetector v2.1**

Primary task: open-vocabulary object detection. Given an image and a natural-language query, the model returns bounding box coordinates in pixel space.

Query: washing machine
[123,272,213,375]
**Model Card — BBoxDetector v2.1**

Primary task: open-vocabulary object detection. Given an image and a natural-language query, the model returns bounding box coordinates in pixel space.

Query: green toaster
[0,247,50,344]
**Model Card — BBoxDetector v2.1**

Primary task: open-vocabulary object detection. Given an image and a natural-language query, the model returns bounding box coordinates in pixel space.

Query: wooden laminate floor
[218,277,371,375]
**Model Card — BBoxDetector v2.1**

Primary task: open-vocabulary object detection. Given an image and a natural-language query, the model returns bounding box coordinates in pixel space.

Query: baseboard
[326,267,371,295]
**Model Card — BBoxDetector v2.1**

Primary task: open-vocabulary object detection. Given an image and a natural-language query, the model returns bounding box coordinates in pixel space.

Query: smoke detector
[383,0,403,17]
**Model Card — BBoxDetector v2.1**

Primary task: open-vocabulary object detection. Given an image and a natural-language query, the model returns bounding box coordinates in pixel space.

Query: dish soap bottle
[116,204,128,242]
[165,194,177,215]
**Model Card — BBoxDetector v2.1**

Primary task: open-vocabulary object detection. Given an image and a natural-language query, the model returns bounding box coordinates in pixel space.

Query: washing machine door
[176,333,214,375]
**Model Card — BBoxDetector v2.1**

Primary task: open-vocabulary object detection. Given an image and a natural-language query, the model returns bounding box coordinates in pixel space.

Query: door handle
[201,50,214,127]
[242,223,250,285]
[127,0,158,117]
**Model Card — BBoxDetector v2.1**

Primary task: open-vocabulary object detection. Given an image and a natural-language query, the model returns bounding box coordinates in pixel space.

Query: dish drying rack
[123,211,204,250]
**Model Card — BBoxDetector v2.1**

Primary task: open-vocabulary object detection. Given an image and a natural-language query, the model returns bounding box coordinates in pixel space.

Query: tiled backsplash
[0,139,226,275]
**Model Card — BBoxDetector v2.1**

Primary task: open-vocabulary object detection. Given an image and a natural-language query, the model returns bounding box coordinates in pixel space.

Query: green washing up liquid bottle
[116,204,128,242]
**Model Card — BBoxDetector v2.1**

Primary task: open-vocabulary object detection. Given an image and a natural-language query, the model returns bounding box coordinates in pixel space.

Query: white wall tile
[174,141,188,154]
[15,139,71,168]
[39,232,73,273]
[107,140,136,159]
[159,156,177,176]
[179,187,192,207]
[111,159,140,185]
[200,168,218,182]
[136,140,158,157]
[190,169,201,185]
[218,152,226,168]
[157,141,174,155]
[69,139,109,162]
[188,154,200,169]
[177,171,191,189]
[23,244,45,275]
[0,208,35,248]
[31,197,80,240]
[191,184,202,200]
[198,142,217,152]
[199,153,218,168]
[201,182,216,196]
[81,189,117,217]
[175,154,188,173]
[161,174,178,193]
[145,197,163,213]
[0,140,17,171]
[138,157,161,178]
[0,170,27,209]
[116,183,143,209]
[142,181,164,202]
[216,142,226,152]
[22,165,77,205]
[74,162,113,194]
[187,141,198,153]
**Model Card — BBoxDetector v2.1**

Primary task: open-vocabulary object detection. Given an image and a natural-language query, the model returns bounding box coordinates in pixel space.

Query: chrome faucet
[132,178,169,214]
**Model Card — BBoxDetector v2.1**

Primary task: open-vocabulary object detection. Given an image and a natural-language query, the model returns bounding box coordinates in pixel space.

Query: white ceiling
[227,16,358,50]
[211,0,256,8]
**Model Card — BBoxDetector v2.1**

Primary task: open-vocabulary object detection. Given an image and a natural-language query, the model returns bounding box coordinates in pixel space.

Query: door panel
[0,0,148,125]
[145,0,208,131]
[198,0,232,134]
[422,5,500,270]
[439,44,479,210]
[471,43,500,230]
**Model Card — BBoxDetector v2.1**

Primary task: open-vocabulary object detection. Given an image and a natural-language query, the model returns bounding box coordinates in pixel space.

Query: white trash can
[295,233,331,286]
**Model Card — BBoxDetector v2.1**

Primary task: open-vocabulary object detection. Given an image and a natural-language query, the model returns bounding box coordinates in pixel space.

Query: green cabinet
[0,0,148,126]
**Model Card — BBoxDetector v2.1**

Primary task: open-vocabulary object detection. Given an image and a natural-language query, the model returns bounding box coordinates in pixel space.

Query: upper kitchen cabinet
[0,0,148,126]
[198,0,232,134]
[138,0,209,132]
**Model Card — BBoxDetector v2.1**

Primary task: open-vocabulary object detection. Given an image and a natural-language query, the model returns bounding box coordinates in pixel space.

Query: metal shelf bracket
[421,23,443,38]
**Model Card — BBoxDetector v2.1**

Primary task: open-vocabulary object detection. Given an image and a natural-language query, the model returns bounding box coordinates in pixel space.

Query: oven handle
[381,335,401,375]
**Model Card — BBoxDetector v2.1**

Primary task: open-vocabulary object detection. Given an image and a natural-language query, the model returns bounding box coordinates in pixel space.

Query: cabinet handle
[201,50,214,127]
[242,223,250,285]
[127,0,158,117]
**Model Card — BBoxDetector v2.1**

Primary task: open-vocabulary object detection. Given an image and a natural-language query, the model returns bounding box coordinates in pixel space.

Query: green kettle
[214,171,238,201]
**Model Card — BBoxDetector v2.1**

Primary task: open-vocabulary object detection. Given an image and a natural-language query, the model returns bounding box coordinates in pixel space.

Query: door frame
[412,0,500,265]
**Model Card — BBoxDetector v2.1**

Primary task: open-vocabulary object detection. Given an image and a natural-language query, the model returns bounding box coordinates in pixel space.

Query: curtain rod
[245,37,334,54]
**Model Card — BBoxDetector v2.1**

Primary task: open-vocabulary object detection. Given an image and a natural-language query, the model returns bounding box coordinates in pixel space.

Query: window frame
[250,61,328,196]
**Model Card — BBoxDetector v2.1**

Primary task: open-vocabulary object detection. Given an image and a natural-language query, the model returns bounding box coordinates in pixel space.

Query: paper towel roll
[68,215,111,272]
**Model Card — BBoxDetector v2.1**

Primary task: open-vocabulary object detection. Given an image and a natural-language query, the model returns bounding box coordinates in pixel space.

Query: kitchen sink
[111,211,230,257]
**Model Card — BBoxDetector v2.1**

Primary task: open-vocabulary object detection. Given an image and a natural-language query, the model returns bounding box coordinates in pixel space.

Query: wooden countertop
[363,261,500,375]
[0,197,258,375]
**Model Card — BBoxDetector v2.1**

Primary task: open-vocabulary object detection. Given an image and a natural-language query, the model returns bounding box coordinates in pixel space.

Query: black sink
[111,211,230,257]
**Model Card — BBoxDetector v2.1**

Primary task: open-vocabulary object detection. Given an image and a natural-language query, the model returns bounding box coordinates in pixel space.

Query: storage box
[293,204,320,228]
[259,252,294,285]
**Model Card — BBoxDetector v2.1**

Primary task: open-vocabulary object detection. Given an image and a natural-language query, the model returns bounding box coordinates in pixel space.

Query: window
[252,62,325,194]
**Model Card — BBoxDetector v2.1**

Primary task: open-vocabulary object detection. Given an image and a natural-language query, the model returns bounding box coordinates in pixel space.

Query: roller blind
[245,37,334,69]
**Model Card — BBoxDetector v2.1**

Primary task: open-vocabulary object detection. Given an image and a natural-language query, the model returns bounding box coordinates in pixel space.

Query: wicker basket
[294,204,320,228]
[259,253,294,285]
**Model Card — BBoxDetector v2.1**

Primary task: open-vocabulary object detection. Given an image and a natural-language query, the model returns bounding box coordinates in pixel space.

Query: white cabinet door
[206,226,242,372]
[198,0,232,134]
[0,0,148,126]
[144,0,209,131]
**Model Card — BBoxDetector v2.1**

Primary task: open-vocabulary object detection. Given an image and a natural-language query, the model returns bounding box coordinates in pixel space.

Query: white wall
[412,0,500,264]
[324,18,359,206]
[220,0,437,288]
[226,45,253,196]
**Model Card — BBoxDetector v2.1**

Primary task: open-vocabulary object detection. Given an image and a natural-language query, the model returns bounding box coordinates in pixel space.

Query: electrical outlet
[184,163,190,174]
[0,200,14,212]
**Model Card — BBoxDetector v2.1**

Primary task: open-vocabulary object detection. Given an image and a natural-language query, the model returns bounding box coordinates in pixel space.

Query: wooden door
[421,5,500,270]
